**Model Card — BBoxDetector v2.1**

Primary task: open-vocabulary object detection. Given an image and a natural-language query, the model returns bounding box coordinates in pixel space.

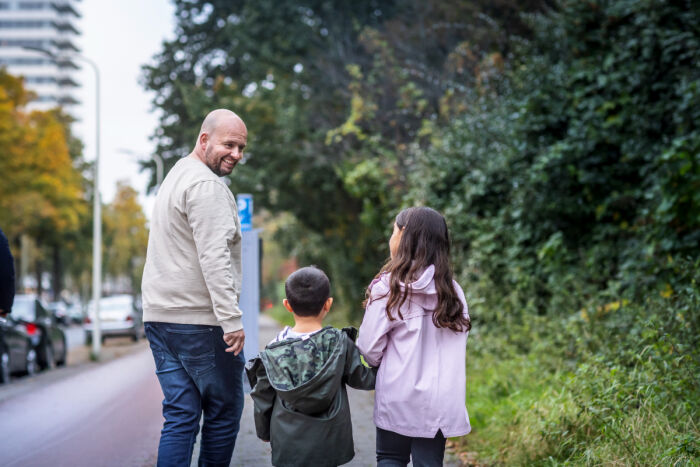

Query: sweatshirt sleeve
[357,282,393,367]
[184,181,242,333]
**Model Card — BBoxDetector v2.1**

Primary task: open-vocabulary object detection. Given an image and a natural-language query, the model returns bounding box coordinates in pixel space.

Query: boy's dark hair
[285,266,330,317]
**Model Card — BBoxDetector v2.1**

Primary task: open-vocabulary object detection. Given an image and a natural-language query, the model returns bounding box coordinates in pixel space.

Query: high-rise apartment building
[0,0,81,110]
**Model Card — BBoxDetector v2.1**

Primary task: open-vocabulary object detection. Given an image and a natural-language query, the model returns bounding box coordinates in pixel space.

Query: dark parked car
[11,295,67,370]
[0,315,38,383]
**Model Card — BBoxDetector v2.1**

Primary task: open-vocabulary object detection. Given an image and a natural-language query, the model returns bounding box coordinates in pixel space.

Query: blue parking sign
[237,194,253,231]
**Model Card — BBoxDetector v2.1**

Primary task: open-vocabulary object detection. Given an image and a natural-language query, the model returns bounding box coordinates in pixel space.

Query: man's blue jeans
[145,322,245,467]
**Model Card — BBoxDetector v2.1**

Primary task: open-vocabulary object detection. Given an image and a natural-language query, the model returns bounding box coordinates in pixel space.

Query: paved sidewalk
[193,314,461,466]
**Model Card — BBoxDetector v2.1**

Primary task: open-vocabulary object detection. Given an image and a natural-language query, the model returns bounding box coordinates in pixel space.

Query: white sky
[73,0,176,216]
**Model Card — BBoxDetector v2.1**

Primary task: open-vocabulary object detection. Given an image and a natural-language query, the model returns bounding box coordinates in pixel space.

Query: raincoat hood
[258,326,346,413]
[246,326,376,467]
[373,264,438,311]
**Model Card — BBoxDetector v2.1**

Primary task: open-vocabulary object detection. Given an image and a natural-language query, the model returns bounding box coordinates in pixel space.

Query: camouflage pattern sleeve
[249,360,275,441]
[343,336,377,390]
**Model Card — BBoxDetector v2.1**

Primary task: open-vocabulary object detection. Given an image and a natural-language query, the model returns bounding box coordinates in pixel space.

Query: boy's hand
[223,329,245,355]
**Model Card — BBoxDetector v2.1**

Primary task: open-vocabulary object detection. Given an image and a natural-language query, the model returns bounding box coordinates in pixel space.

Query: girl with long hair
[357,207,471,466]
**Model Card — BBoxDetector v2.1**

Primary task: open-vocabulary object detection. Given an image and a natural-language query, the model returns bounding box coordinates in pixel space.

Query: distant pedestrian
[246,266,377,467]
[358,207,472,467]
[142,109,247,466]
[0,228,15,317]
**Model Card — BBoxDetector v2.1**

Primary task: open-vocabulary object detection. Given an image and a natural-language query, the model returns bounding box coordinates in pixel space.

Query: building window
[0,20,51,28]
[0,39,51,48]
[24,76,57,84]
[35,94,56,102]
[18,2,49,10]
[0,57,51,66]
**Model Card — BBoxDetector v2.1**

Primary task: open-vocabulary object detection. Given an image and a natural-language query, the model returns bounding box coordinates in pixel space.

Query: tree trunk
[52,244,62,301]
[35,258,43,298]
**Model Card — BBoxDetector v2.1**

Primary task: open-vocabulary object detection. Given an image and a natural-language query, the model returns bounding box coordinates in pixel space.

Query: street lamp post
[23,46,103,359]
[118,148,164,190]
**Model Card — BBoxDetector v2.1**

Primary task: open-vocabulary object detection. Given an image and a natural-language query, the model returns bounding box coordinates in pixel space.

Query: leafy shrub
[460,259,699,465]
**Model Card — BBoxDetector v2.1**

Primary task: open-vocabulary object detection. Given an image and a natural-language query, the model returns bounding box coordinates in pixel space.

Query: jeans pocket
[150,347,167,372]
[181,352,216,376]
[148,345,182,374]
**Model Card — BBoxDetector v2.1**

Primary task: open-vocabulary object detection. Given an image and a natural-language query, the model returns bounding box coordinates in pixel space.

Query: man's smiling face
[203,117,247,176]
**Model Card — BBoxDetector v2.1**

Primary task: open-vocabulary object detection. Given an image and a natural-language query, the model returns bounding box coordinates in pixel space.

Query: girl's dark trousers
[376,427,446,467]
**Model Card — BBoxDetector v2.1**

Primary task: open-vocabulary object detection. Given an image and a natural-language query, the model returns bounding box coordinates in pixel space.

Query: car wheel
[85,333,92,346]
[57,336,67,367]
[131,332,138,342]
[42,344,56,371]
[0,350,10,384]
[25,349,37,376]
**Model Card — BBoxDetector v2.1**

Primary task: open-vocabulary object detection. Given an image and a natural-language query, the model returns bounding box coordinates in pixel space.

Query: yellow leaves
[0,69,86,241]
[103,182,149,284]
[603,300,628,312]
[595,204,605,219]
[580,299,630,321]
[325,88,376,145]
[660,284,673,299]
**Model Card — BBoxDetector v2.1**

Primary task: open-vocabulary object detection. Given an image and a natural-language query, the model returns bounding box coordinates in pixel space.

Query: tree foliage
[103,182,149,294]
[0,70,86,243]
[142,0,548,314]
[414,0,700,316]
[0,69,91,296]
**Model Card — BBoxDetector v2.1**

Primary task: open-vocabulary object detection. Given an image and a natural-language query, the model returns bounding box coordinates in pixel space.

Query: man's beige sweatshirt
[142,156,243,333]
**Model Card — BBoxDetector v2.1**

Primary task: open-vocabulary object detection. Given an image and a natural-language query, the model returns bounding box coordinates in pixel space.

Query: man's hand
[223,329,245,355]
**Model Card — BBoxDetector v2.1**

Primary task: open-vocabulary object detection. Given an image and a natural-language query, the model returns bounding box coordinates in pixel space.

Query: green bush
[460,259,699,465]
[413,0,700,318]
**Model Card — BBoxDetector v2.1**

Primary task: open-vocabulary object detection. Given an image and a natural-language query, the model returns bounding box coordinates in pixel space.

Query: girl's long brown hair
[364,207,471,332]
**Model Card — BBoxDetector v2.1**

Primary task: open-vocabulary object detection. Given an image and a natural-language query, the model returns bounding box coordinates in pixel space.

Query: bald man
[142,109,247,466]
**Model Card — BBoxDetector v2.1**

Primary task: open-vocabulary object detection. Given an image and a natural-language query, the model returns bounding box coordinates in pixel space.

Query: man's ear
[283,299,294,313]
[198,132,209,151]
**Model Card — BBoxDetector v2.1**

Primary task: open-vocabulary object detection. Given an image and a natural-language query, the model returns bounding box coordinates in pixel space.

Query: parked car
[65,301,85,324]
[0,315,38,383]
[84,294,143,344]
[11,295,67,370]
[47,301,71,326]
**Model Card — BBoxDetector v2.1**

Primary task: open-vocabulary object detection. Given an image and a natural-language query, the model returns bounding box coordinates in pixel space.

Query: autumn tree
[0,69,88,297]
[103,181,149,295]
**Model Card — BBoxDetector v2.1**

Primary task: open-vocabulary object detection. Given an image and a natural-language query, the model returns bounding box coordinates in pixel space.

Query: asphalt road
[64,323,86,349]
[0,346,162,467]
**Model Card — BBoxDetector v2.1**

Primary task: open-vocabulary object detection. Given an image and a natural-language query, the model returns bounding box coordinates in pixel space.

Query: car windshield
[11,296,36,321]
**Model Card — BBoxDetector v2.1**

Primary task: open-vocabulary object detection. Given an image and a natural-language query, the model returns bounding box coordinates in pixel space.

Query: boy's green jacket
[245,326,377,467]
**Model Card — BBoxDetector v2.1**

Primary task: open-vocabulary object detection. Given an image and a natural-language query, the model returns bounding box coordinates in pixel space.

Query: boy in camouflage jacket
[245,267,377,467]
